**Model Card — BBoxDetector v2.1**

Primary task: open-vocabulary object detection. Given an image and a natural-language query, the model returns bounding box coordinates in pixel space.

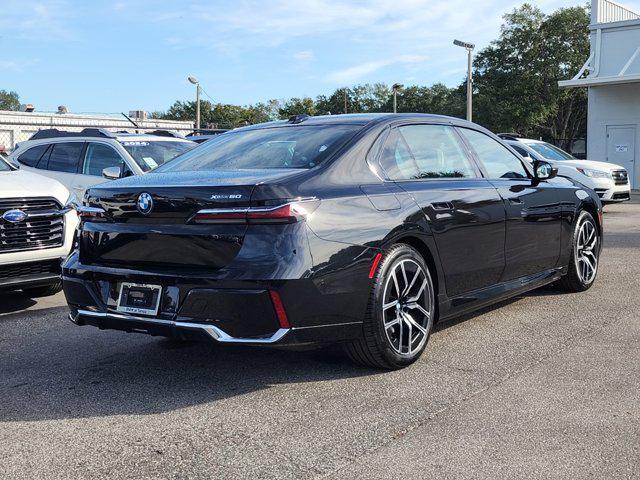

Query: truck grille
[612,169,628,185]
[0,198,65,253]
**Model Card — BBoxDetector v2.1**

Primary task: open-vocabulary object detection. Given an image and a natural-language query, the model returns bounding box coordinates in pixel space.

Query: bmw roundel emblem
[137,193,153,215]
[2,209,28,223]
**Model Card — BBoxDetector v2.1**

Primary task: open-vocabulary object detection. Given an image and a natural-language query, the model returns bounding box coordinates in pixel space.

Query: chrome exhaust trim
[72,309,290,344]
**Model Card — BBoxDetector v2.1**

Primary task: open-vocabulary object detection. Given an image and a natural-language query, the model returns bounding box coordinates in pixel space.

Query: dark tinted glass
[83,143,124,176]
[0,157,11,172]
[158,125,360,172]
[17,144,49,167]
[47,142,84,173]
[120,140,195,172]
[379,125,476,180]
[459,129,528,179]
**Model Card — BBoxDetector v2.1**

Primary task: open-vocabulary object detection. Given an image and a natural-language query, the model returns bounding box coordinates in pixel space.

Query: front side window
[379,124,476,180]
[17,144,49,168]
[120,140,196,172]
[158,125,361,172]
[83,143,124,176]
[459,129,528,179]
[46,142,84,173]
[0,157,12,172]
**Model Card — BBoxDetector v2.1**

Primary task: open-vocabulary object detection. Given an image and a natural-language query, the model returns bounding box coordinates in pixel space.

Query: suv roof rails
[497,132,522,141]
[146,129,186,138]
[29,128,117,141]
[288,114,309,124]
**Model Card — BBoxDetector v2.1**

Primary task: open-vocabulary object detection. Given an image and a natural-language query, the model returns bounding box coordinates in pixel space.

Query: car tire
[558,210,600,292]
[344,244,435,370]
[22,282,63,298]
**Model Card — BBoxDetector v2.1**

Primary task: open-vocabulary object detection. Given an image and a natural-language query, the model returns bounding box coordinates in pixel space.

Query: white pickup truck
[0,155,77,296]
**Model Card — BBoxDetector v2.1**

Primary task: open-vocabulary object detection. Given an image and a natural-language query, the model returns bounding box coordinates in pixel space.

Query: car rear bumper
[62,252,366,346]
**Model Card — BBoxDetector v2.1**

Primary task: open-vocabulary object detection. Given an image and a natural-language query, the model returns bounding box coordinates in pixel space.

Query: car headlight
[65,192,79,209]
[576,168,612,179]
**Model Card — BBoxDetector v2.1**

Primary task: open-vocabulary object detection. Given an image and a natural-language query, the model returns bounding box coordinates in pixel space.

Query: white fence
[595,0,640,23]
[0,110,193,151]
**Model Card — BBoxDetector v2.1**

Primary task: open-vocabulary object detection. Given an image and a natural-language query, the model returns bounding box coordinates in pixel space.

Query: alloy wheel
[575,216,599,284]
[381,259,433,356]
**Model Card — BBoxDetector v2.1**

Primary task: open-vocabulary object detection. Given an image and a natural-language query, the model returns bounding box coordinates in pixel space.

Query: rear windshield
[157,125,361,172]
[120,140,196,172]
[526,142,574,161]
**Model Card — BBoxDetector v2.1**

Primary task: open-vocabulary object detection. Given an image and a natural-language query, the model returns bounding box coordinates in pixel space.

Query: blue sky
[2,0,636,114]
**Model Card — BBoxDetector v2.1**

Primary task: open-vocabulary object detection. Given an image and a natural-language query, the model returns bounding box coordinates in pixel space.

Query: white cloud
[326,54,427,84]
[294,50,314,61]
[0,0,75,41]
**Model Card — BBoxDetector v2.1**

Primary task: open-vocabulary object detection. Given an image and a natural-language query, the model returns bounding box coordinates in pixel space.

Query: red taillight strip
[269,290,291,329]
[368,253,383,279]
[76,205,107,220]
[193,199,318,224]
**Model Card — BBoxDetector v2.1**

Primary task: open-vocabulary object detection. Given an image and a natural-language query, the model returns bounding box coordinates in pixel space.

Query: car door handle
[431,202,454,211]
[509,197,524,205]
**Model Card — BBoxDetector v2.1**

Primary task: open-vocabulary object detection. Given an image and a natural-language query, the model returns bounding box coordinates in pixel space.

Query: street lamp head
[453,39,475,50]
[187,76,199,85]
[392,83,404,91]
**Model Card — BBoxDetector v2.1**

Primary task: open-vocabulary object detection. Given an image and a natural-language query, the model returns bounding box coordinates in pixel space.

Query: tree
[0,90,20,111]
[278,97,316,118]
[472,4,589,147]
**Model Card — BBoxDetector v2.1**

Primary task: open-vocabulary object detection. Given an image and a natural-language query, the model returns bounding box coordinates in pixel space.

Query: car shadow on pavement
[0,292,37,314]
[0,324,383,423]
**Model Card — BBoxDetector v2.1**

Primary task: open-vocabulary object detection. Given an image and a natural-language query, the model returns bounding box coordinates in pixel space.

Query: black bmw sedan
[63,114,602,369]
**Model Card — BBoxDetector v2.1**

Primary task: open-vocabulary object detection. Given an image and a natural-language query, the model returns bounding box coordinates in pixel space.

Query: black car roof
[233,113,477,132]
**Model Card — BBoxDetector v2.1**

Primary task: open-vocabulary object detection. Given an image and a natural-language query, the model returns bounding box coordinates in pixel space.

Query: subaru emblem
[137,193,153,215]
[2,209,28,223]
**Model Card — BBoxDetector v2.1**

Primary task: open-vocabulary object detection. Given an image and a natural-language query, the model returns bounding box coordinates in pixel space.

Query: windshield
[157,124,361,172]
[120,140,196,172]
[526,142,574,161]
[0,155,13,172]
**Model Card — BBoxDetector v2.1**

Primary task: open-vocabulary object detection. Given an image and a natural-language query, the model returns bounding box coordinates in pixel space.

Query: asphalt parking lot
[1,197,638,480]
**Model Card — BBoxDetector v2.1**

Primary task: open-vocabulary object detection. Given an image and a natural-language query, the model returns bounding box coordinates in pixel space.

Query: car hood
[553,159,625,172]
[0,168,70,204]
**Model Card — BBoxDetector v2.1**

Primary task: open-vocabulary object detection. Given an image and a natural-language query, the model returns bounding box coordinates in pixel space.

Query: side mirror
[533,160,557,181]
[102,166,122,180]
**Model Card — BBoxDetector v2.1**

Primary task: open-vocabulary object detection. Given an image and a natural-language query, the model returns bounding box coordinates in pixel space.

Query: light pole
[453,39,475,121]
[392,83,404,113]
[187,76,201,131]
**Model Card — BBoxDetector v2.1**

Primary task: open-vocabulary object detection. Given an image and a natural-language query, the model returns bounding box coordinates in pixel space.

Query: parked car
[0,153,77,297]
[499,134,631,204]
[186,129,229,144]
[9,128,197,198]
[63,114,602,369]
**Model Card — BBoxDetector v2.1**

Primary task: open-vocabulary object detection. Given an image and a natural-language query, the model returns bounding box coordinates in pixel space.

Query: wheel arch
[391,235,441,300]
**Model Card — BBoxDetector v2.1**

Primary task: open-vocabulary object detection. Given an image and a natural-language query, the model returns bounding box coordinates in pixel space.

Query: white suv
[9,129,196,198]
[0,154,77,297]
[501,135,631,204]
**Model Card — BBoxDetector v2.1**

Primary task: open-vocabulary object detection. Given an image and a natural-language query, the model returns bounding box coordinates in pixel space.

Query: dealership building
[560,0,640,188]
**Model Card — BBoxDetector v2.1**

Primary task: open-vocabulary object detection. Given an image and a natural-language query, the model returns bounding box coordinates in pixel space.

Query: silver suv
[9,129,196,198]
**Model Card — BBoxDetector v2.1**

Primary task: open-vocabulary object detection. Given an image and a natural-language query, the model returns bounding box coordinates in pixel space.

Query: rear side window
[17,144,49,167]
[46,142,84,173]
[459,129,528,179]
[83,143,124,176]
[379,124,476,180]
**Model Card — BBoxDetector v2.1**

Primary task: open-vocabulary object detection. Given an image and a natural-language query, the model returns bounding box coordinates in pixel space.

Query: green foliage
[473,3,589,147]
[0,90,20,111]
[152,3,589,144]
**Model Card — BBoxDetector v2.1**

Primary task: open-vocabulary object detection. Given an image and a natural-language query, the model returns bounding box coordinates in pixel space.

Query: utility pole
[344,88,348,114]
[392,83,404,113]
[453,39,475,121]
[188,76,201,130]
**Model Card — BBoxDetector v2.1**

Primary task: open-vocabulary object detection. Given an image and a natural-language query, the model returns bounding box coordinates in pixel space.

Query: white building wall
[588,83,640,187]
[0,110,193,151]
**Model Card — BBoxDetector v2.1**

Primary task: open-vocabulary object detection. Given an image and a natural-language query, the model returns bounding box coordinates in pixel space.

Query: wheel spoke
[403,312,427,335]
[407,278,427,303]
[391,270,401,298]
[400,262,409,295]
[404,269,420,297]
[383,300,398,311]
[385,316,401,329]
[407,302,430,319]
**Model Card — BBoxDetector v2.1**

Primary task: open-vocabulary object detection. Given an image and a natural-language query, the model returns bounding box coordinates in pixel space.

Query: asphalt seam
[318,305,623,479]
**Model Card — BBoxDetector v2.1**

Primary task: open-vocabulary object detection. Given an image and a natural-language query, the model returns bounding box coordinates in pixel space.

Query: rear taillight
[76,205,107,222]
[192,198,319,225]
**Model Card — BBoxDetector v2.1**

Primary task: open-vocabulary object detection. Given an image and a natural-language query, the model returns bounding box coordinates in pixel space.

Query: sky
[1,0,638,114]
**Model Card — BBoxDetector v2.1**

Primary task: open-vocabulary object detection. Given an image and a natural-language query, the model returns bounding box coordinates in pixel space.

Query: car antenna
[121,112,140,133]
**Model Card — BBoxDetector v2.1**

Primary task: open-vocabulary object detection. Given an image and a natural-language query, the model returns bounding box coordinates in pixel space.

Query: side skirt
[437,267,566,322]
